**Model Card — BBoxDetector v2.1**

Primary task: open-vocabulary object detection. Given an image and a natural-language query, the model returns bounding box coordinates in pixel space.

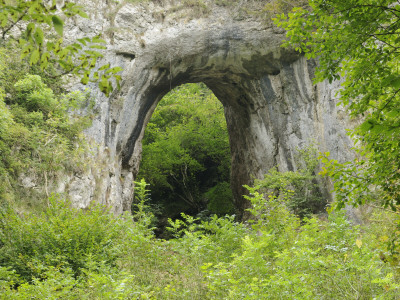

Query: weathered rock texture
[65,1,354,218]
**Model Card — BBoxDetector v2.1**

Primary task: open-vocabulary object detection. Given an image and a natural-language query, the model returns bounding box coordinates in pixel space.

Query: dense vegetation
[0,184,399,298]
[276,0,400,212]
[1,0,400,298]
[276,0,400,265]
[0,0,122,95]
[138,83,234,233]
[0,45,92,211]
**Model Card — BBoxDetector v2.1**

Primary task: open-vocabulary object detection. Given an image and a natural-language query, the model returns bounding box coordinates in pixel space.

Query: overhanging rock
[67,1,354,218]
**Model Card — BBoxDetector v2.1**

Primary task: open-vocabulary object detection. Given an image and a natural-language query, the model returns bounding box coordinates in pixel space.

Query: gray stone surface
[62,1,354,218]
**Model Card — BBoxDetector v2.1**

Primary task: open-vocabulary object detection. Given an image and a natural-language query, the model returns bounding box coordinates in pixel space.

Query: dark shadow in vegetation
[135,83,234,237]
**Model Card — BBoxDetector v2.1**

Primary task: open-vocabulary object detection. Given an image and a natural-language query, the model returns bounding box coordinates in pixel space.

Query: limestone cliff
[63,0,354,218]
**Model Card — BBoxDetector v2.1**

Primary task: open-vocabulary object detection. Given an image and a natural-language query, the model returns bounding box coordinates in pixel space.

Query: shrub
[204,181,235,215]
[0,46,93,210]
[204,186,400,299]
[0,195,130,282]
[255,146,327,219]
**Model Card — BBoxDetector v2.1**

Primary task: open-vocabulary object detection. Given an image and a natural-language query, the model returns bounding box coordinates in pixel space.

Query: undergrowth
[1,181,399,299]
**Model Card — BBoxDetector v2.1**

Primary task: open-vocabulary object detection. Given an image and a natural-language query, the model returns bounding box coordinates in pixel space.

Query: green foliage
[1,1,400,298]
[0,196,130,282]
[139,83,232,218]
[0,196,154,299]
[275,0,400,263]
[0,0,122,96]
[275,0,400,211]
[244,181,300,238]
[0,266,139,299]
[203,185,400,299]
[254,146,326,219]
[0,47,92,209]
[1,187,399,298]
[132,179,157,234]
[204,181,235,215]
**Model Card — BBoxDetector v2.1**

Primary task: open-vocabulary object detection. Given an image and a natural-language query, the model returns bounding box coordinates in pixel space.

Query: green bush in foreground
[0,195,130,283]
[204,187,400,299]
[0,187,399,299]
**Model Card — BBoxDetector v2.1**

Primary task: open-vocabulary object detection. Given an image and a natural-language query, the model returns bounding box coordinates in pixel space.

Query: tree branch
[1,8,28,40]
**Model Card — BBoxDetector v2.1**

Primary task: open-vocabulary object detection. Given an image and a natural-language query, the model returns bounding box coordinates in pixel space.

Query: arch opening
[117,67,282,219]
[113,38,345,220]
[136,83,235,236]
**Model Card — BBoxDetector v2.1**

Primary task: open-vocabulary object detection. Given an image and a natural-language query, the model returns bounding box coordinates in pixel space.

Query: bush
[0,46,93,210]
[0,186,399,298]
[204,181,235,215]
[255,146,327,219]
[203,184,400,299]
[0,195,130,282]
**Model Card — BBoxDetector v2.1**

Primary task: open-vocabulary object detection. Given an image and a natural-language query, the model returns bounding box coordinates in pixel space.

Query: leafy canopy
[0,0,122,96]
[138,83,233,219]
[275,0,400,210]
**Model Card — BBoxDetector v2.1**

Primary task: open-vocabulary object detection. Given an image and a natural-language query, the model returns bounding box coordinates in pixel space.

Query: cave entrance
[136,83,235,236]
[115,32,309,220]
[117,67,280,221]
[107,23,346,220]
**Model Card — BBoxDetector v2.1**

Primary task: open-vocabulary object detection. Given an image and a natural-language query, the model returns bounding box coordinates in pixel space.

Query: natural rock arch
[67,2,353,218]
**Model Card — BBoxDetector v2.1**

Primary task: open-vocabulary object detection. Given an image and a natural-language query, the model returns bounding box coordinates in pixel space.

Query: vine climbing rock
[65,1,354,219]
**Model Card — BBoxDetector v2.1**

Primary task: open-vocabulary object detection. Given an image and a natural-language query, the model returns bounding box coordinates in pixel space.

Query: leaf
[80,72,89,85]
[90,58,96,68]
[19,38,27,46]
[390,77,400,89]
[41,52,50,69]
[386,110,399,119]
[30,49,40,65]
[26,23,35,37]
[33,27,44,46]
[99,77,109,92]
[356,239,362,248]
[88,45,107,50]
[106,66,123,74]
[21,44,32,59]
[49,0,57,12]
[52,15,64,36]
[98,63,110,71]
[92,35,106,44]
[359,121,372,132]
[77,10,89,18]
[0,15,8,27]
[370,124,384,135]
[77,38,87,46]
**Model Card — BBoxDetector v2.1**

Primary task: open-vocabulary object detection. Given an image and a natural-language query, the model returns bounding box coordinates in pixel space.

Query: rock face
[66,1,354,218]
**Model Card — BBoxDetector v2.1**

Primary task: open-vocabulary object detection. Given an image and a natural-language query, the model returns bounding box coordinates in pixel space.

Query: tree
[275,0,400,211]
[0,0,121,96]
[138,83,234,219]
[0,61,93,208]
